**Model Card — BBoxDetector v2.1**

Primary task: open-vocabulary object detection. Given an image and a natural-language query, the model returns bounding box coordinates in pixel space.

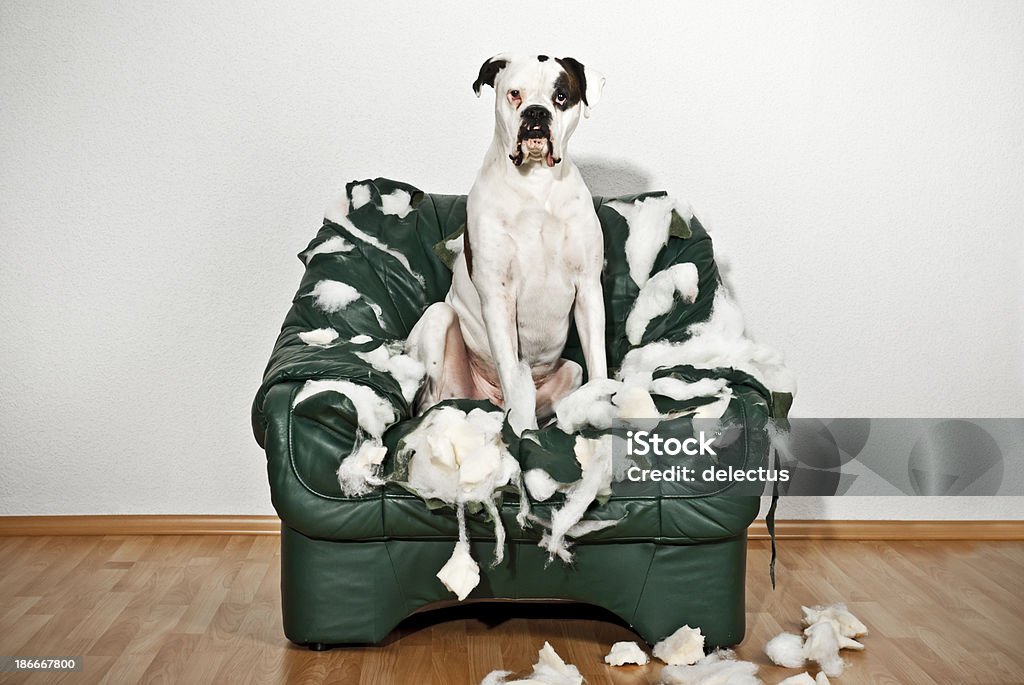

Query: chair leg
[307,643,329,652]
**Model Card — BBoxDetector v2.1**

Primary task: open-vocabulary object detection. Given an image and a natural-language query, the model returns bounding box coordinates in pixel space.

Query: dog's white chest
[505,206,580,352]
[508,203,582,276]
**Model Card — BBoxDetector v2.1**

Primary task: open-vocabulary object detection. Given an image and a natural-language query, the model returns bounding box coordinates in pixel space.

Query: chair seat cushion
[261,375,768,545]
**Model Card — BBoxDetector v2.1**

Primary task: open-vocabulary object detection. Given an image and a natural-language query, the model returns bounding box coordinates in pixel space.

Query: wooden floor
[0,536,1022,685]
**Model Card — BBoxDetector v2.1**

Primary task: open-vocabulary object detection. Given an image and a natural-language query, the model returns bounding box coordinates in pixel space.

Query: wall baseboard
[746,519,1024,540]
[0,515,281,536]
[0,515,1022,540]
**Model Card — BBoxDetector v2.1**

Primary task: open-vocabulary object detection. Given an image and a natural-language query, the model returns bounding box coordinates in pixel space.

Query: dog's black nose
[521,105,550,122]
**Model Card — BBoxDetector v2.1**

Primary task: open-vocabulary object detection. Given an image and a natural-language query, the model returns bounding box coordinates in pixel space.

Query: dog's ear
[556,57,606,118]
[472,55,509,97]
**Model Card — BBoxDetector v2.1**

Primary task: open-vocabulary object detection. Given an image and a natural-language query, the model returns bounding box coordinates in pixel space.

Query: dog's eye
[510,89,520,98]
[554,91,567,105]
[507,89,523,107]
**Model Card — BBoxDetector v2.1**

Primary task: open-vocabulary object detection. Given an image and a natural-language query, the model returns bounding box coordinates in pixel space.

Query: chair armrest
[251,332,407,449]
[258,381,387,538]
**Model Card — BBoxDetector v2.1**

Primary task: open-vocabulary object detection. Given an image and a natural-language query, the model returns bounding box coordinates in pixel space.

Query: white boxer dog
[407,53,607,434]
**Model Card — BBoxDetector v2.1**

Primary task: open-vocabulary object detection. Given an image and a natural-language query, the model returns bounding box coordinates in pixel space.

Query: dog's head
[473,53,605,168]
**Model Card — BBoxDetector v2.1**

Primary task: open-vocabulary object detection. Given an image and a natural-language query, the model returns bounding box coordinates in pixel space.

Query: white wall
[1,1,1022,518]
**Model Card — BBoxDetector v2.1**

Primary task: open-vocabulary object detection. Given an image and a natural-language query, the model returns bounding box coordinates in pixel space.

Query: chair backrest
[296,177,721,376]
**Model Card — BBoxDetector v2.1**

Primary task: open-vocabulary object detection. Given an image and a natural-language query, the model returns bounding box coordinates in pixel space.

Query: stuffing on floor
[653,624,706,666]
[480,642,583,685]
[604,641,649,666]
[765,602,868,679]
[777,674,831,685]
[478,599,862,683]
[658,649,761,685]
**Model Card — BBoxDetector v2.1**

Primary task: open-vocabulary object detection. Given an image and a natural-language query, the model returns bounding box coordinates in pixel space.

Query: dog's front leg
[574,270,608,382]
[476,288,538,435]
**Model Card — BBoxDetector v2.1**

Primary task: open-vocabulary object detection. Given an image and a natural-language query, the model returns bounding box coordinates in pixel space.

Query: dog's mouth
[511,122,559,168]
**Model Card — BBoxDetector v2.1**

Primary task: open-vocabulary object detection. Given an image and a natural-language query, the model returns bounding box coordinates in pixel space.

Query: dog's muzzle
[510,105,560,168]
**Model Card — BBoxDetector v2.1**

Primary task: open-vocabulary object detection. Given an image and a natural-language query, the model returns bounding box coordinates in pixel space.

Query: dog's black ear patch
[555,57,588,106]
[472,57,509,95]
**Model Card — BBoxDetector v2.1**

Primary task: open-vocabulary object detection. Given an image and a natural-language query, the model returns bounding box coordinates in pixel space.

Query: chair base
[279,524,749,647]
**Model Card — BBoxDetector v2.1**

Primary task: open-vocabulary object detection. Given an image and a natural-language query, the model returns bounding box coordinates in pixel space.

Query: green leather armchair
[251,178,775,649]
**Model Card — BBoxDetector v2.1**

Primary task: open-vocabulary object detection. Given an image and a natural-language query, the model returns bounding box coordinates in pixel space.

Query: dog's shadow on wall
[575,156,655,198]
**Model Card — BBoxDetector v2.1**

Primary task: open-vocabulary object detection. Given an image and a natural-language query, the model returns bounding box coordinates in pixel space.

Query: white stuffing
[528,511,619,542]
[436,543,478,602]
[554,378,621,433]
[764,632,806,669]
[625,262,700,345]
[553,379,641,434]
[336,438,387,497]
[309,279,361,314]
[802,621,845,678]
[350,183,371,209]
[298,327,339,347]
[537,435,613,562]
[776,674,816,685]
[291,379,397,437]
[571,435,613,498]
[765,603,866,679]
[836,635,865,651]
[607,194,677,287]
[814,674,831,685]
[801,603,868,639]
[653,624,705,666]
[324,185,350,224]
[562,518,619,537]
[304,235,354,263]
[649,376,728,402]
[672,196,695,224]
[612,385,660,422]
[524,468,562,502]
[436,507,480,601]
[404,407,517,508]
[349,334,373,344]
[381,189,414,218]
[658,649,761,685]
[619,287,795,395]
[514,472,531,529]
[355,342,426,405]
[480,642,582,685]
[604,641,649,666]
[555,374,731,435]
[401,407,520,599]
